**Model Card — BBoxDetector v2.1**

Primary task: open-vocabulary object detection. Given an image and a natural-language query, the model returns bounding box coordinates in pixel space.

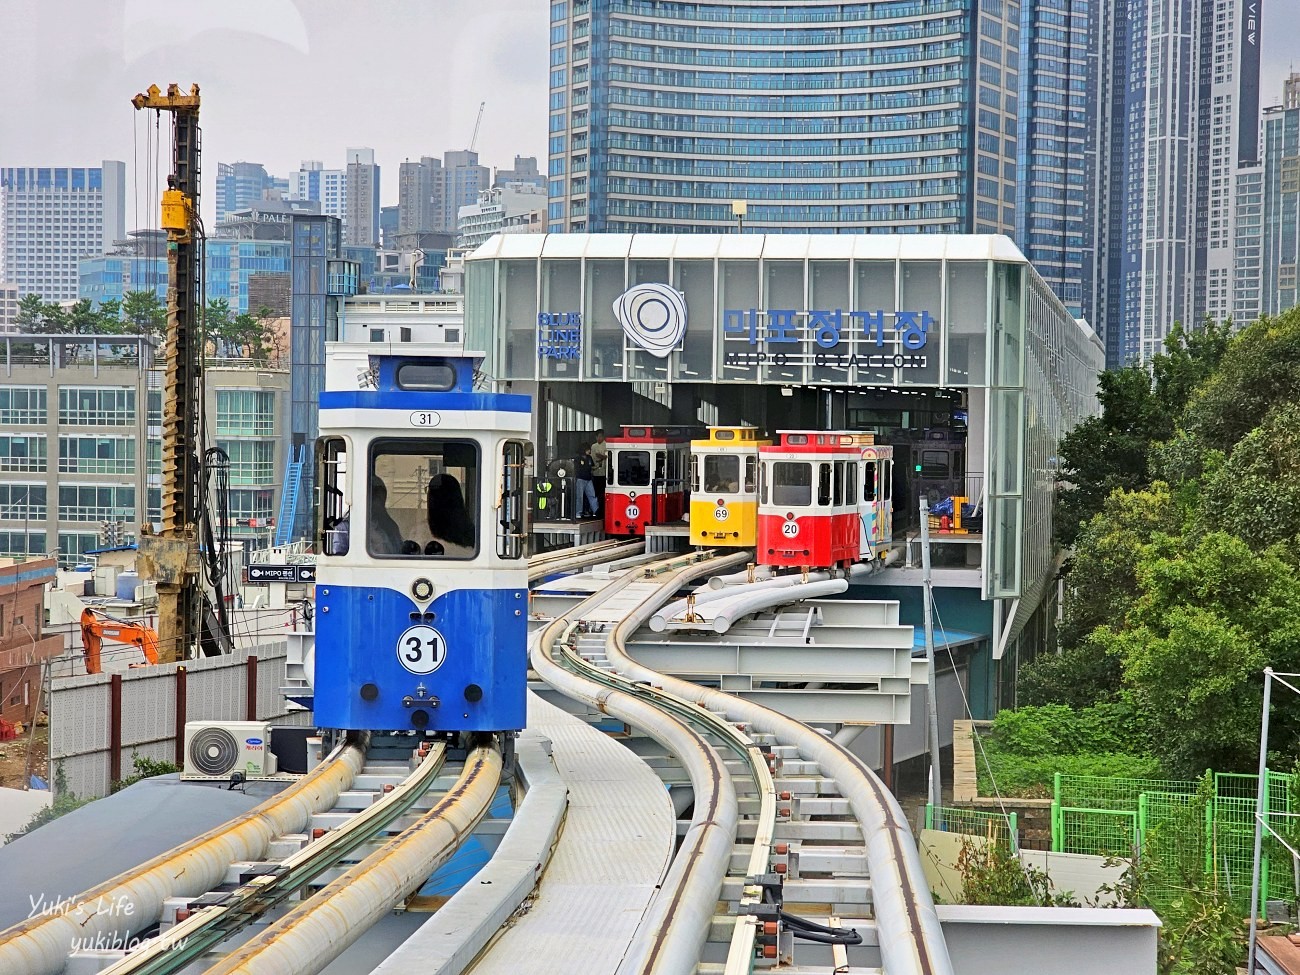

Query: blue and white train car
[312,352,531,734]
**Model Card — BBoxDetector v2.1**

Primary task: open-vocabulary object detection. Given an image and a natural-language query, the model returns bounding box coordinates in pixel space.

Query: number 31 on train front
[397,625,447,674]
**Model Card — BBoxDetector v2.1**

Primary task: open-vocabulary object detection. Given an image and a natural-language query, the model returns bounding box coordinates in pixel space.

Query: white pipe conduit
[707,578,848,634]
[202,743,503,975]
[0,736,368,975]
[605,559,954,975]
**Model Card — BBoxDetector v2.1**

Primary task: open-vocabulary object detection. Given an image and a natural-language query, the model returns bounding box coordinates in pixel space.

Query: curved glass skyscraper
[548,0,1021,235]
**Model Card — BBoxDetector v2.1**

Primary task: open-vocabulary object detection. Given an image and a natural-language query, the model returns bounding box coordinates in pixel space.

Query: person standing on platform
[589,429,609,517]
[573,444,598,520]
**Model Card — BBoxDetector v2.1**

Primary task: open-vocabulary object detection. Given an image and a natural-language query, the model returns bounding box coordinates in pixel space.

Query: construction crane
[131,83,232,665]
[80,608,160,675]
[468,101,486,153]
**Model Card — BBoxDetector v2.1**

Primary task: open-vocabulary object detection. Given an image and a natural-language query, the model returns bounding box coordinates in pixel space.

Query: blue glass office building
[1015,0,1094,321]
[204,239,291,314]
[548,0,1022,236]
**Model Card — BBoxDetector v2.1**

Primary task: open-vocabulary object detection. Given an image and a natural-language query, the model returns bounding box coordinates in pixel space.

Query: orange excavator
[80,608,160,675]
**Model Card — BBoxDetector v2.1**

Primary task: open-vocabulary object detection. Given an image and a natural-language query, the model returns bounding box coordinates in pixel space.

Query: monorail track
[0,542,951,975]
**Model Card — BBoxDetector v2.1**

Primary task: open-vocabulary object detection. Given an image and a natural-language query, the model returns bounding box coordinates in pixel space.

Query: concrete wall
[938,905,1160,975]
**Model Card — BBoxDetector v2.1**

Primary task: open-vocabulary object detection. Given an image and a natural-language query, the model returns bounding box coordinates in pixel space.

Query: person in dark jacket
[574,444,598,519]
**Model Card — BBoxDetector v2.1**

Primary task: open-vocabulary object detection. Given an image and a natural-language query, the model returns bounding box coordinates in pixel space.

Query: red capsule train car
[605,425,692,536]
[757,432,866,568]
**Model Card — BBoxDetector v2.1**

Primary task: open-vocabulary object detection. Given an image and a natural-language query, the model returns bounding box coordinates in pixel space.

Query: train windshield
[368,438,479,560]
[771,462,813,506]
[616,450,651,487]
[704,455,741,494]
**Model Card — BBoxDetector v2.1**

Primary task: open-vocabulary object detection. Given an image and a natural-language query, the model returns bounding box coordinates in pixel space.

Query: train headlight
[412,578,434,602]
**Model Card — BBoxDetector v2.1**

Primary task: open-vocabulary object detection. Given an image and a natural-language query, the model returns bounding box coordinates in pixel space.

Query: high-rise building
[1091,0,1263,364]
[436,151,490,234]
[494,155,545,190]
[380,205,400,249]
[396,151,491,236]
[456,183,548,250]
[1233,163,1264,324]
[546,2,1020,234]
[78,229,168,308]
[0,283,21,333]
[290,160,347,223]
[1015,0,1095,320]
[398,156,440,235]
[79,228,290,315]
[345,148,381,247]
[0,162,126,301]
[215,162,290,224]
[1263,77,1300,316]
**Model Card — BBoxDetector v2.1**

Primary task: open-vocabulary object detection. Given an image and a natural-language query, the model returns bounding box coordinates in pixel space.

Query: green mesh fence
[1055,772,1197,811]
[925,804,1019,851]
[1051,770,1299,913]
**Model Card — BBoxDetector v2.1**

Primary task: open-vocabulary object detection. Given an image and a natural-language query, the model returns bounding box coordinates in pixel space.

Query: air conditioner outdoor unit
[181,721,278,781]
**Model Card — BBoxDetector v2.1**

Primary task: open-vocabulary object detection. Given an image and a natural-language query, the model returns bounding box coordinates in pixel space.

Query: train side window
[690,454,700,492]
[846,461,857,504]
[704,454,740,494]
[317,437,349,556]
[772,462,811,506]
[920,450,950,478]
[654,450,667,481]
[497,441,527,560]
[954,449,965,477]
[369,438,480,560]
[863,461,878,502]
[817,463,832,506]
[832,461,844,505]
[883,459,893,500]
[759,461,769,504]
[617,449,650,487]
[744,456,757,494]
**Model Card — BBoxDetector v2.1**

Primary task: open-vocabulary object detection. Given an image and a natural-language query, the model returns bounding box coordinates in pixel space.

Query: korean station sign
[535,288,935,370]
[722,308,933,369]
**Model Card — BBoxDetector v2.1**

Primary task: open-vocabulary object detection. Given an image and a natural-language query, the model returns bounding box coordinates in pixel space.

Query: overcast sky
[0,0,548,226]
[0,0,1296,230]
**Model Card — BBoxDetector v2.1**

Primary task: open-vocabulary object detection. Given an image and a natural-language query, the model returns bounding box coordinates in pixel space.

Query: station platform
[530,518,605,550]
[643,522,692,554]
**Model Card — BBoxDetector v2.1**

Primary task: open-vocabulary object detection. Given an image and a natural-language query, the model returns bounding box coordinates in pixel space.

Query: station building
[462,234,1103,711]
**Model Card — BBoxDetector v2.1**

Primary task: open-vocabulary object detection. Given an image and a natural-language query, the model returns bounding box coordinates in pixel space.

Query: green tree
[13,293,47,332]
[1096,532,1300,775]
[1196,402,1300,550]
[1054,322,1232,547]
[1021,484,1177,707]
[121,289,167,339]
[1179,309,1300,460]
[1053,367,1164,546]
[224,306,279,362]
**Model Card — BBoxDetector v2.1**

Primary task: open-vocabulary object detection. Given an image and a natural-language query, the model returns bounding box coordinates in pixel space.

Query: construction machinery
[131,83,233,664]
[80,608,161,675]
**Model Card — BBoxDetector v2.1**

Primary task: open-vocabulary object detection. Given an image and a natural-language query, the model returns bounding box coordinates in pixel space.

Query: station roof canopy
[469,232,1034,265]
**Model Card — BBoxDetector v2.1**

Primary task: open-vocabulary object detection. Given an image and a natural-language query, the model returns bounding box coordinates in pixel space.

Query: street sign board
[247,564,316,583]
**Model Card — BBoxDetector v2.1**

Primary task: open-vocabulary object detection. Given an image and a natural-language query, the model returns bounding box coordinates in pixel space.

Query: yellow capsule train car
[689,426,770,547]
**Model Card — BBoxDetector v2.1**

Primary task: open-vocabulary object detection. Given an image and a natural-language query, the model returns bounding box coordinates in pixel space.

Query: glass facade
[204,239,292,314]
[548,0,1021,235]
[467,233,1103,604]
[1015,0,1093,320]
[1263,103,1300,317]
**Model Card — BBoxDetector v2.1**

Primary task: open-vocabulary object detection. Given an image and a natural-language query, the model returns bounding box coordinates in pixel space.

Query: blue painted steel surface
[314,583,528,732]
[319,390,531,413]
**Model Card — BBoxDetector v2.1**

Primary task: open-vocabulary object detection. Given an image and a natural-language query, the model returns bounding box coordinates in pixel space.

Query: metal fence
[48,641,311,799]
[1050,770,1297,912]
[925,804,1019,851]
